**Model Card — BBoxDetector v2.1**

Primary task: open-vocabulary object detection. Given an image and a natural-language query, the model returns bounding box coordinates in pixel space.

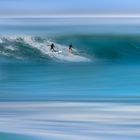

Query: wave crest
[0,36,90,62]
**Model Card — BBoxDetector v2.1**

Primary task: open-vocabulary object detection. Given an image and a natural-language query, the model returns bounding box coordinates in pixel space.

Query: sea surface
[0,18,140,140]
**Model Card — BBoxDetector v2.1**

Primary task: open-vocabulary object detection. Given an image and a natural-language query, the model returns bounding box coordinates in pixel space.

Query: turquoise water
[0,18,140,140]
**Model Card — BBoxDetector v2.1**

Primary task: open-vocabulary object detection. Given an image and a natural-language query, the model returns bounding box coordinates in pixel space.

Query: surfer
[48,43,62,54]
[49,43,56,52]
[69,43,73,53]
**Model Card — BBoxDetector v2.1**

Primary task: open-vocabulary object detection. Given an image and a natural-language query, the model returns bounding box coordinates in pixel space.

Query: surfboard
[55,50,62,54]
[50,50,62,54]
[58,50,62,54]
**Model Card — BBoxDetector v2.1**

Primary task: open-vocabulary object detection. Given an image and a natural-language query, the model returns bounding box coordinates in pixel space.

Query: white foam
[0,51,10,57]
[22,36,90,62]
[0,38,3,43]
[5,45,16,51]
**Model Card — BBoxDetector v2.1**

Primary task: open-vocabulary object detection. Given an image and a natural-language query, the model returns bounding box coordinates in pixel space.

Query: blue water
[0,18,140,140]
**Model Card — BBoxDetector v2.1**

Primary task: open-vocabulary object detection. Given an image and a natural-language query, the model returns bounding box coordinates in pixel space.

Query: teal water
[0,18,140,140]
[0,133,36,140]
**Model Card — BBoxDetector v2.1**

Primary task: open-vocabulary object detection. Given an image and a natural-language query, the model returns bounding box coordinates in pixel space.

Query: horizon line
[1,14,140,18]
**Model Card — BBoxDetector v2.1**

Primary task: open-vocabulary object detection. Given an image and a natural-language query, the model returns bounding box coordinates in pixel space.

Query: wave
[0,36,90,62]
[55,35,140,62]
[1,35,140,63]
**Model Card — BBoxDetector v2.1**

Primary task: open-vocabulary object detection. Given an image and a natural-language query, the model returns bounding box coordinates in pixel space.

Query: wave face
[1,35,140,63]
[0,36,90,62]
[55,35,140,62]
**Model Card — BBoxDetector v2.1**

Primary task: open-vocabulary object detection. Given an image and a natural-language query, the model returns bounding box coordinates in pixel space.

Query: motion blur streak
[0,102,140,140]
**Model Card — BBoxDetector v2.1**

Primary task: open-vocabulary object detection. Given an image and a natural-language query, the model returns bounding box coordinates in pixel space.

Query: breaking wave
[0,36,90,62]
[1,35,140,63]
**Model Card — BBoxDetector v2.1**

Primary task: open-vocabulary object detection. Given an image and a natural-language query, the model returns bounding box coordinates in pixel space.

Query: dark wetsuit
[50,43,55,52]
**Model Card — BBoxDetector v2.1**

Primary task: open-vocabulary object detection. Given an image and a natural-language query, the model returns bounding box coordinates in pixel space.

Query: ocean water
[0,18,140,140]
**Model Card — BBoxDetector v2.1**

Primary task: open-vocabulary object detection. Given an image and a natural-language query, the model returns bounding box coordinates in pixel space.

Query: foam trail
[0,102,140,140]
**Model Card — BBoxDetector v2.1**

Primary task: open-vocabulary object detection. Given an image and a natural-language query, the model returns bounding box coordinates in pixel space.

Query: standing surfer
[48,43,62,54]
[48,43,56,52]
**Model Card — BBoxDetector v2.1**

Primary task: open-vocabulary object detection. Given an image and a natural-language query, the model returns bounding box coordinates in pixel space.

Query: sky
[0,0,140,17]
